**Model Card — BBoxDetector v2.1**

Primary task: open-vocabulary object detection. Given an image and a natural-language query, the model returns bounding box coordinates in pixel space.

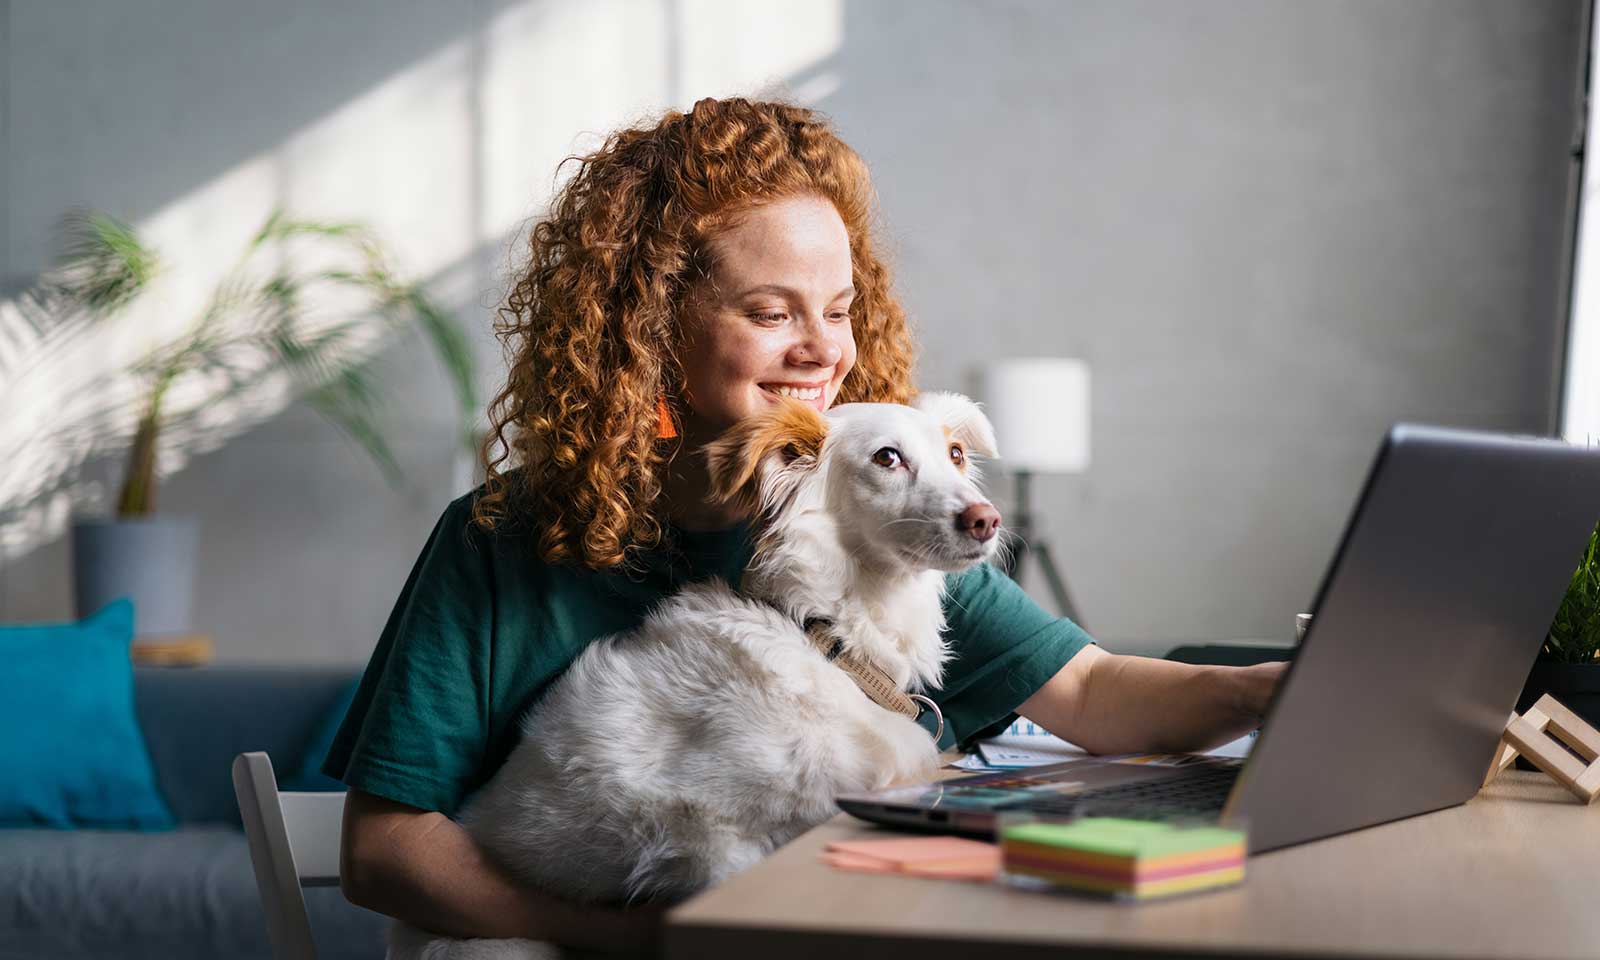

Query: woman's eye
[750,310,852,324]
[949,444,965,466]
[872,447,903,469]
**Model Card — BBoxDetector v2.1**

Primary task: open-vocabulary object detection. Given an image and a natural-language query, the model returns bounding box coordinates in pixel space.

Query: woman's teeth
[770,385,822,400]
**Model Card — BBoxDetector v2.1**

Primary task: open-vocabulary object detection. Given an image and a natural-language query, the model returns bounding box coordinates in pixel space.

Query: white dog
[391,393,1002,960]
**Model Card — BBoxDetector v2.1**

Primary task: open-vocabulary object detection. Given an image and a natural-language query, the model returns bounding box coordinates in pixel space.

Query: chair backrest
[233,751,347,960]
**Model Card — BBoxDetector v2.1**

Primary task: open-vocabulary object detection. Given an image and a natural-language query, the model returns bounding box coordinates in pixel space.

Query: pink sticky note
[821,851,901,873]
[825,835,998,866]
[901,859,999,882]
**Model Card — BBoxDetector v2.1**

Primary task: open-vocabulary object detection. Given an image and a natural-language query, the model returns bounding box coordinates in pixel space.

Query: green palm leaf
[49,211,161,316]
[305,363,402,485]
[403,288,478,444]
[11,206,480,516]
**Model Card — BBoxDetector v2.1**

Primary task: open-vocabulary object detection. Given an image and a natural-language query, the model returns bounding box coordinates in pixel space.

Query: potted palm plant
[1518,518,1600,731]
[18,209,477,637]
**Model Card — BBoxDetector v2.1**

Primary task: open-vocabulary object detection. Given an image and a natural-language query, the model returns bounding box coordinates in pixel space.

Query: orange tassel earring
[656,397,678,440]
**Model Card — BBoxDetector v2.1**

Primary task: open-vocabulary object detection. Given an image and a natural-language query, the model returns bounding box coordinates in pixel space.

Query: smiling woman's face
[679,194,857,439]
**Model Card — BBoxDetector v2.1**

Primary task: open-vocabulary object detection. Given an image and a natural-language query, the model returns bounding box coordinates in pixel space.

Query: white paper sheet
[968,720,1258,770]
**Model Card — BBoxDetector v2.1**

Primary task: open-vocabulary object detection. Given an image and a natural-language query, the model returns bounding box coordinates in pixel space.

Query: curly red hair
[472,96,916,570]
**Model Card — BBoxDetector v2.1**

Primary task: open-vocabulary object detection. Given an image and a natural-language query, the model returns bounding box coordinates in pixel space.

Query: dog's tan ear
[704,399,829,514]
[914,391,998,459]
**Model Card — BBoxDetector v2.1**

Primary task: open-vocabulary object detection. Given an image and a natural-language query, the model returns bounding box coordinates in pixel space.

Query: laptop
[837,422,1600,853]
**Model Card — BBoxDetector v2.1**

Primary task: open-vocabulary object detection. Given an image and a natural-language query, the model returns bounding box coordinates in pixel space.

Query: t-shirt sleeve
[321,495,494,816]
[929,562,1096,751]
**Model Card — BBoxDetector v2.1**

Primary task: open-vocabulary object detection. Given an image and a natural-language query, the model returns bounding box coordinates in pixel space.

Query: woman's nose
[786,315,842,366]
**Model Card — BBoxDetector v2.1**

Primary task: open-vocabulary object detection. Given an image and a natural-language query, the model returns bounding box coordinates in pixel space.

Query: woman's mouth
[760,382,828,411]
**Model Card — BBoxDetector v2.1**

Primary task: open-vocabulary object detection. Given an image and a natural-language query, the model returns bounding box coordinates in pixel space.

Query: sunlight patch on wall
[479,0,843,244]
[1564,199,1600,446]
[1564,38,1600,445]
[674,0,844,106]
[1,0,846,559]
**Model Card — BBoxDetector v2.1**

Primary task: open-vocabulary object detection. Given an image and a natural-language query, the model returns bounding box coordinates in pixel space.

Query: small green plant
[19,209,477,516]
[1542,519,1600,663]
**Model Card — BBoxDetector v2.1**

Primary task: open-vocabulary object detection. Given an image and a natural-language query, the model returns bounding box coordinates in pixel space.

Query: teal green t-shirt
[323,492,1094,816]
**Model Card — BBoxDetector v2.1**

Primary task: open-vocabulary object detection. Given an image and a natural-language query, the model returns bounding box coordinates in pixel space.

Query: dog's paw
[869,721,941,789]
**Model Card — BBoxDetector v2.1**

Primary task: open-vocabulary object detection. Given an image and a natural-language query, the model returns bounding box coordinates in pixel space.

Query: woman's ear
[914,391,999,459]
[704,400,829,515]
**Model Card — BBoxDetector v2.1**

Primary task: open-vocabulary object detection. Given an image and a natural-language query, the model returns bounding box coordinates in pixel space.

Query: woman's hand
[1231,660,1289,724]
[342,788,669,955]
[1019,646,1290,755]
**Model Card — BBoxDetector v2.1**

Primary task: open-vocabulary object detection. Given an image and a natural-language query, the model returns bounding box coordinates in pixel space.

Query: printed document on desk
[962,719,1257,771]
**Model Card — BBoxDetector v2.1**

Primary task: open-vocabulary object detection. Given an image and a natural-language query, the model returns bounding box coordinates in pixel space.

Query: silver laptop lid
[1228,423,1600,852]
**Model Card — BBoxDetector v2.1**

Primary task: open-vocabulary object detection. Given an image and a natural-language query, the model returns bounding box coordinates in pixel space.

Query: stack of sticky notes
[821,835,1000,882]
[999,818,1246,900]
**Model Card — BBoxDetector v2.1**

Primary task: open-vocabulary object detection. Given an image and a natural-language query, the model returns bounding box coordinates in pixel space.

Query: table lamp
[981,358,1090,628]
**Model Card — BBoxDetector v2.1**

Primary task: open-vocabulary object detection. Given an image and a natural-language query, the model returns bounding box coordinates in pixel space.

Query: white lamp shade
[981,358,1091,473]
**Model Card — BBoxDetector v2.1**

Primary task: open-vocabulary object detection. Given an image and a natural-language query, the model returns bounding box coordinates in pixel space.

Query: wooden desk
[666,767,1600,960]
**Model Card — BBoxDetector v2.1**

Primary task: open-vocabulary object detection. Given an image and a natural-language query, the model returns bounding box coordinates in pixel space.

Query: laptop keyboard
[1007,765,1238,820]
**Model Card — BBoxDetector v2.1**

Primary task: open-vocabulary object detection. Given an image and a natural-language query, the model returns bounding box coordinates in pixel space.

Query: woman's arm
[1017,645,1287,755]
[340,788,662,953]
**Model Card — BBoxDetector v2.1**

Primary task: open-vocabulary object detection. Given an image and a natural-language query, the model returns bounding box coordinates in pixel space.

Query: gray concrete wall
[828,0,1586,652]
[0,1,1585,662]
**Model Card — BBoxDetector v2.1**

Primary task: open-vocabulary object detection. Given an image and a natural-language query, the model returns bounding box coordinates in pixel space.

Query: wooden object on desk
[667,760,1600,960]
[1483,693,1600,802]
[131,633,214,666]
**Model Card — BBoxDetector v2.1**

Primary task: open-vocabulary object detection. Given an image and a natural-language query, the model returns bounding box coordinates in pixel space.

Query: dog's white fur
[390,393,1000,960]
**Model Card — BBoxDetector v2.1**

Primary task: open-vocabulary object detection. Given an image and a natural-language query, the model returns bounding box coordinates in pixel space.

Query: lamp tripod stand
[997,470,1087,629]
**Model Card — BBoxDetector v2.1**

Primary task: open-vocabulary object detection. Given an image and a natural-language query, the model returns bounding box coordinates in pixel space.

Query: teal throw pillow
[0,598,175,828]
[283,678,360,792]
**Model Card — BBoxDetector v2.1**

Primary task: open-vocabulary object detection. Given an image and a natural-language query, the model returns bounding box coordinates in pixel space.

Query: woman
[326,97,1285,954]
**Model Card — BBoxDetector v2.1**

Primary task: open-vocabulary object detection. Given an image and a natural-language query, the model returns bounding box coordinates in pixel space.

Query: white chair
[233,751,347,960]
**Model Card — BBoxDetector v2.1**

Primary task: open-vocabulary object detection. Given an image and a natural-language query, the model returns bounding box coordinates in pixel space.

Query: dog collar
[802,616,944,743]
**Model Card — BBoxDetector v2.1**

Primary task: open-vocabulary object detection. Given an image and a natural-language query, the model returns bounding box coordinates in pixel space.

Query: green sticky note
[1000,817,1245,859]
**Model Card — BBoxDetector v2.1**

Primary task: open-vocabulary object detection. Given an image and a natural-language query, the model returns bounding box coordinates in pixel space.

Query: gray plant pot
[71,515,201,636]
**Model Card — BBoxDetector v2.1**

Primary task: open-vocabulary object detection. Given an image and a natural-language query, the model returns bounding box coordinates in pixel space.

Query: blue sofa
[0,665,388,960]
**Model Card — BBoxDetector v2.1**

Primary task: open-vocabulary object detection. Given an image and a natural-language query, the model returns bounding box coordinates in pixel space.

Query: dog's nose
[956,503,1001,542]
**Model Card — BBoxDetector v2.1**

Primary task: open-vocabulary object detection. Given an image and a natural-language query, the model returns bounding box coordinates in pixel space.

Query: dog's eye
[872,447,903,469]
[949,444,965,467]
